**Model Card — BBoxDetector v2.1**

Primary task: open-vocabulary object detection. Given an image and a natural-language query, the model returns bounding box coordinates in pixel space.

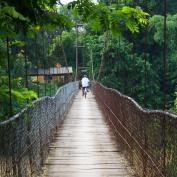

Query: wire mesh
[0,81,79,177]
[93,82,177,177]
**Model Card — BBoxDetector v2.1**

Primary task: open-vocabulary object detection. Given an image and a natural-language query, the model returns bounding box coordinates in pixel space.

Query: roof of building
[30,67,73,76]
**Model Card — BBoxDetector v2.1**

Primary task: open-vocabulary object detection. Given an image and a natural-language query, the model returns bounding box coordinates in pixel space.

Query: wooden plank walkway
[43,91,134,177]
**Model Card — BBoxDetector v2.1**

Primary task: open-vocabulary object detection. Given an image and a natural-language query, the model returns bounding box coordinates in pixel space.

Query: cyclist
[81,75,90,96]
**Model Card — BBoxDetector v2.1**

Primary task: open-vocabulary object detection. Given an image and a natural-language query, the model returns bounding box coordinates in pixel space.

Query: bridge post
[162,0,167,175]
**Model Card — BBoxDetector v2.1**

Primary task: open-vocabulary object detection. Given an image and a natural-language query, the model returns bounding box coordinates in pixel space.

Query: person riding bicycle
[81,75,90,96]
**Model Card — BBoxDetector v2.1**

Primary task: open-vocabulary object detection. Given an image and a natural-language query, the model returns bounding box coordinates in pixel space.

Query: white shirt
[81,77,89,87]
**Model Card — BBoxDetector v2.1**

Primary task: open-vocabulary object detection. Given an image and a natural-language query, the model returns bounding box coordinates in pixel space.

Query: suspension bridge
[0,81,177,177]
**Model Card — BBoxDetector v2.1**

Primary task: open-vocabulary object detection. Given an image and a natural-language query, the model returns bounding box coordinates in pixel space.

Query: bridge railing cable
[0,81,79,177]
[93,82,177,177]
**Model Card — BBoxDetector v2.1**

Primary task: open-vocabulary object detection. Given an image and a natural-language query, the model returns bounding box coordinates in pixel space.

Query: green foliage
[49,30,76,67]
[0,0,73,38]
[10,40,26,47]
[68,0,95,21]
[0,76,38,120]
[0,2,29,37]
[148,14,177,110]
[173,92,177,113]
[0,0,176,118]
[12,51,31,78]
[68,1,149,36]
[0,39,6,67]
[149,14,177,48]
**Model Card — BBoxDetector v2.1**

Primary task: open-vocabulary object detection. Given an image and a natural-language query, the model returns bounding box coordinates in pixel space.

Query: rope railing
[0,81,79,177]
[93,82,177,177]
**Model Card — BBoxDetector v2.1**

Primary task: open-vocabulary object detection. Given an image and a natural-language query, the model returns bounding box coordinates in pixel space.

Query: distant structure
[29,66,73,83]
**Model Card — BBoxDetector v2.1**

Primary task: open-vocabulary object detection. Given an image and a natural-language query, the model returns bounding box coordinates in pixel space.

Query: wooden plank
[43,91,135,177]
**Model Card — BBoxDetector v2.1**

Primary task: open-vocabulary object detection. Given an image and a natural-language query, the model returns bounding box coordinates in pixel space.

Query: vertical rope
[6,37,13,116]
[75,24,78,81]
[143,0,148,108]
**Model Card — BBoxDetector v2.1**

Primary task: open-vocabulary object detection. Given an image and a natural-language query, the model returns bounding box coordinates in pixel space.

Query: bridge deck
[43,91,134,177]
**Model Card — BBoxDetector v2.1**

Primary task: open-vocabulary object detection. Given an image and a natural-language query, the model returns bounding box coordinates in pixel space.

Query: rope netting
[93,82,177,177]
[0,82,79,177]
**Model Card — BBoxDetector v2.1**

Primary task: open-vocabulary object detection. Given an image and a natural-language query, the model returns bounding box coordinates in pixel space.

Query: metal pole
[163,0,167,110]
[35,33,40,98]
[131,41,135,96]
[48,35,52,97]
[91,49,94,81]
[52,35,55,94]
[143,1,148,176]
[144,0,148,108]
[162,1,167,176]
[43,31,46,96]
[24,38,28,89]
[57,33,59,85]
[53,67,55,94]
[6,37,13,116]
[144,33,147,108]
[75,24,78,81]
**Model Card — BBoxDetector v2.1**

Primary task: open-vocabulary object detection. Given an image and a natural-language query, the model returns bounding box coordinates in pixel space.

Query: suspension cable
[143,0,148,108]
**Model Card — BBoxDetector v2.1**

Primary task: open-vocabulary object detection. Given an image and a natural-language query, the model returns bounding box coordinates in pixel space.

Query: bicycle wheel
[84,88,87,98]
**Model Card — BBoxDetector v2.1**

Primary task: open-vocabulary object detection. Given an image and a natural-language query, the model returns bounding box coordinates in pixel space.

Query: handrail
[0,81,79,177]
[93,82,177,177]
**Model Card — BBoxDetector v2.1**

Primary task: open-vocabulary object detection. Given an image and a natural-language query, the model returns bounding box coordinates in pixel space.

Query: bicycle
[83,87,87,98]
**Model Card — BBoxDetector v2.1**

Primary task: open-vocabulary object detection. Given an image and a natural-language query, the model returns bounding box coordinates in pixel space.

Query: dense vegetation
[0,0,72,119]
[0,0,176,120]
[63,0,177,111]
